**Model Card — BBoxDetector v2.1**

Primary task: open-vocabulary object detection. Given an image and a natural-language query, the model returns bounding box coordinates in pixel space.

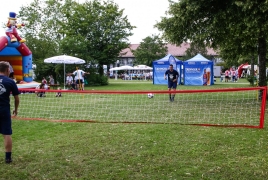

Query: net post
[259,86,267,128]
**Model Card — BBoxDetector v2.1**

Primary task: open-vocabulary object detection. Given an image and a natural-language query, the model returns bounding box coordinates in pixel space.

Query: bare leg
[168,88,171,101]
[3,135,12,152]
[3,135,12,163]
[171,88,176,101]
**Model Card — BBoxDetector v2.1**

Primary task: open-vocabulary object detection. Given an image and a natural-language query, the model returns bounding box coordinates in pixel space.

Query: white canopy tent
[109,65,134,71]
[133,65,153,70]
[241,64,258,70]
[133,65,153,80]
[109,65,134,80]
[109,65,153,80]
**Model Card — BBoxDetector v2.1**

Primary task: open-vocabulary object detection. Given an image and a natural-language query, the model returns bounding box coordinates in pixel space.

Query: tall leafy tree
[18,0,68,81]
[156,0,268,87]
[131,35,167,66]
[61,0,135,75]
[17,0,134,80]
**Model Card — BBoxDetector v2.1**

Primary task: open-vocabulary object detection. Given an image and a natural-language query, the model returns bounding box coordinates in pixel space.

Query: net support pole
[259,86,267,128]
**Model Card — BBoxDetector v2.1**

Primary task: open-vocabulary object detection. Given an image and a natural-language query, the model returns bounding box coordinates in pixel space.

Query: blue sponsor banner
[153,54,183,85]
[153,64,169,84]
[184,61,213,85]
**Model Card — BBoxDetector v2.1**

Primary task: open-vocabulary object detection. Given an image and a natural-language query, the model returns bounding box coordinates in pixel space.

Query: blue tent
[183,54,214,85]
[153,54,182,85]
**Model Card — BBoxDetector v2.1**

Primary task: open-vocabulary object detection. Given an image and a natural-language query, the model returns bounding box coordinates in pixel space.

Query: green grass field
[1,78,268,179]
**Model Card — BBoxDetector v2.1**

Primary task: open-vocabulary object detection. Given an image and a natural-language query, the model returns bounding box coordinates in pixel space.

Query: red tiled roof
[119,44,139,57]
[119,43,217,57]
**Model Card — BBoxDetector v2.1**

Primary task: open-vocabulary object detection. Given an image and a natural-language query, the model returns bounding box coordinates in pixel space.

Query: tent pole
[64,63,66,89]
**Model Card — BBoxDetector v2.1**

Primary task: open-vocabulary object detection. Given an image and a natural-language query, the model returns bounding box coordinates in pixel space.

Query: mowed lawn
[1,78,268,179]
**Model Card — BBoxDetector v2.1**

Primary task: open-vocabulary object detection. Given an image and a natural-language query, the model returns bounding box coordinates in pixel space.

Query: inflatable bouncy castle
[0,36,33,82]
[0,12,37,87]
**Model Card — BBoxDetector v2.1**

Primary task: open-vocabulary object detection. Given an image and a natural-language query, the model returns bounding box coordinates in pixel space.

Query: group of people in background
[110,71,153,81]
[221,66,263,83]
[222,68,239,82]
[35,67,90,98]
[35,76,62,97]
[35,76,53,97]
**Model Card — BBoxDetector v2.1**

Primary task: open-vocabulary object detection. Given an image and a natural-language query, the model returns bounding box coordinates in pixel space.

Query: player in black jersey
[164,64,179,102]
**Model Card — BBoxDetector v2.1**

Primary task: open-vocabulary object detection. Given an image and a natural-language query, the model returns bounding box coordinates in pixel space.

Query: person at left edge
[0,61,20,163]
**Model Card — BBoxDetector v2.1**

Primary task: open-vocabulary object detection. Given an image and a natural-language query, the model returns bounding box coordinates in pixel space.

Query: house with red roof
[115,43,219,67]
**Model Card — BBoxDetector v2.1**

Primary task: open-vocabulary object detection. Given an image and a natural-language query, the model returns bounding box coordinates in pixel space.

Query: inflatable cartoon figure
[6,12,26,43]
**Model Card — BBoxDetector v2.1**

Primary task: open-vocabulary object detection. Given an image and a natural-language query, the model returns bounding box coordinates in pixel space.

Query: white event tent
[109,64,153,80]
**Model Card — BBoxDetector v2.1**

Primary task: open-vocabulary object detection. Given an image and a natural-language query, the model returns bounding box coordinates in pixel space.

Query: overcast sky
[0,0,170,44]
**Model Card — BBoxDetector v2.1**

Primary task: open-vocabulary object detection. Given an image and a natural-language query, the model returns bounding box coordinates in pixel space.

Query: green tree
[184,41,209,60]
[18,0,134,82]
[61,0,135,76]
[156,0,268,87]
[18,0,67,81]
[131,35,168,66]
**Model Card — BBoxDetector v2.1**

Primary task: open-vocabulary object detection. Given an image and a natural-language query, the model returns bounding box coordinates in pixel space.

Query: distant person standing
[235,69,238,82]
[73,67,85,90]
[164,64,179,102]
[73,68,89,90]
[225,69,229,82]
[150,71,153,80]
[231,69,236,82]
[241,69,245,78]
[0,61,20,163]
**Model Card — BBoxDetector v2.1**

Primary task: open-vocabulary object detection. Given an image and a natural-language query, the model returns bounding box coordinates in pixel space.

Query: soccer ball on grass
[147,93,154,99]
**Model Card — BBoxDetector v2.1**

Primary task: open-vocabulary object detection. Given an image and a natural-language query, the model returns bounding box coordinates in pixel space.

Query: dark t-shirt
[165,70,179,82]
[0,75,20,111]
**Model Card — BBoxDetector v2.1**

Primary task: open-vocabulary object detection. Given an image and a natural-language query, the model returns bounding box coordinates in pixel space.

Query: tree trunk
[258,37,267,87]
[250,57,254,86]
[98,64,104,76]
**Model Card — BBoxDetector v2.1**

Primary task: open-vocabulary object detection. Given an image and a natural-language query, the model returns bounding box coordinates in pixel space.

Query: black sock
[169,94,171,99]
[5,152,12,160]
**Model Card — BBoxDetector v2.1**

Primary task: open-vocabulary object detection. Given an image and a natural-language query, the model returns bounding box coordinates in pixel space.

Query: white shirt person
[72,68,89,90]
[66,74,73,86]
